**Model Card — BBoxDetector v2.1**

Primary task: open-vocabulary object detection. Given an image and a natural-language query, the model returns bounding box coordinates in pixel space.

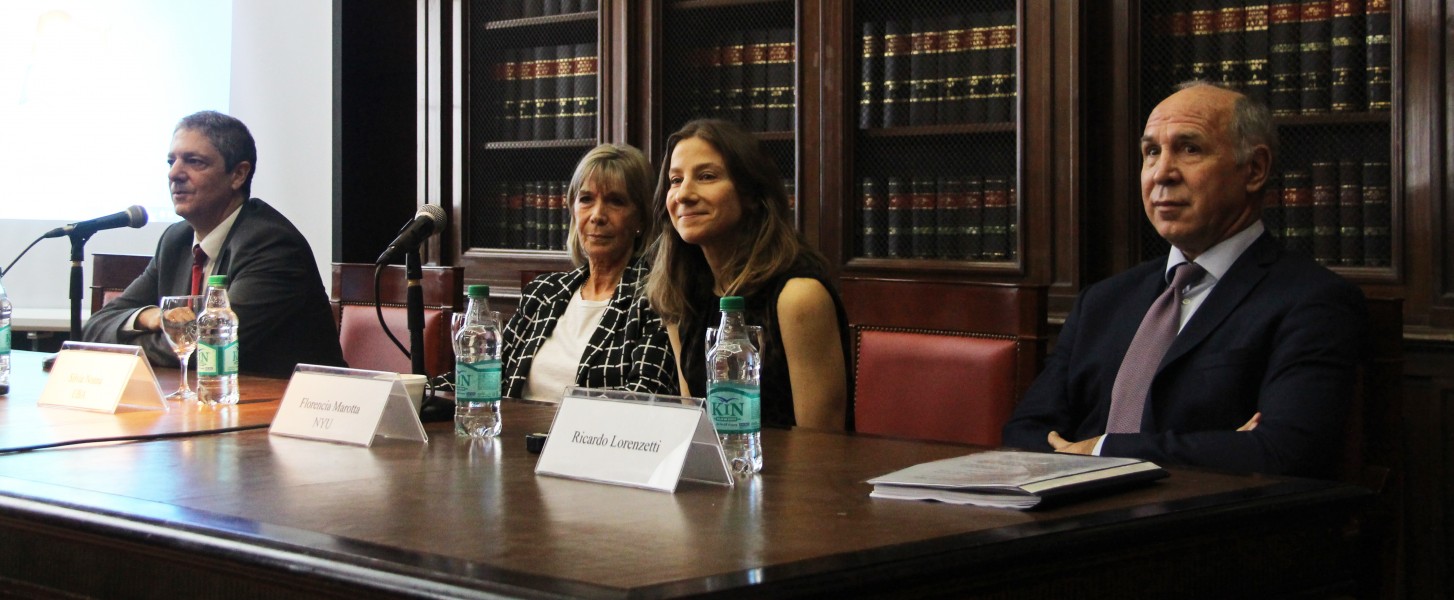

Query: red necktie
[191,245,207,295]
[1105,262,1207,434]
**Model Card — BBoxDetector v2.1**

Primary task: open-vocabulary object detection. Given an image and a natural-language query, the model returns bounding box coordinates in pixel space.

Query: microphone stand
[67,231,94,341]
[404,248,427,376]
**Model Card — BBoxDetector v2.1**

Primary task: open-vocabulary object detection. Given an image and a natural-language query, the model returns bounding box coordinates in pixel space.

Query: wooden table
[0,351,1374,598]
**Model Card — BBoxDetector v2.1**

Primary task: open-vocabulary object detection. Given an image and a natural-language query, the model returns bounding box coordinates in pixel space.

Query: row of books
[1146,0,1392,115]
[1263,159,1390,267]
[675,28,796,133]
[858,175,1018,261]
[473,179,797,251]
[480,44,597,142]
[485,0,597,21]
[859,11,1017,130]
[478,181,572,251]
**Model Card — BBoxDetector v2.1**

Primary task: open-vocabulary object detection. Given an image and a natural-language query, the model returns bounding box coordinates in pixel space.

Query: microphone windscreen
[418,203,447,232]
[126,205,148,228]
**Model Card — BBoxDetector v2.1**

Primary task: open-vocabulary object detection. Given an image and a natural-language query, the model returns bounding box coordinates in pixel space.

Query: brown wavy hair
[644,119,825,324]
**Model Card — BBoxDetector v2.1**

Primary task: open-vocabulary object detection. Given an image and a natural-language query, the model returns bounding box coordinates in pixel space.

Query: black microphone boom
[44,205,148,239]
[376,204,448,265]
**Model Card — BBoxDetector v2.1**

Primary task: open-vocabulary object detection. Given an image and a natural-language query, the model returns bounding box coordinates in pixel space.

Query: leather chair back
[331,263,464,377]
[89,254,152,313]
[842,279,1046,446]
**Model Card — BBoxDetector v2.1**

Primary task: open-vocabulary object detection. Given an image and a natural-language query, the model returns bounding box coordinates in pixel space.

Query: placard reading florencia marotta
[867,450,1167,510]
[270,368,427,447]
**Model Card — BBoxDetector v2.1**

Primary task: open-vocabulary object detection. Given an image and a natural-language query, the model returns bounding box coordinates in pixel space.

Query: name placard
[535,387,733,492]
[269,365,428,446]
[39,342,165,413]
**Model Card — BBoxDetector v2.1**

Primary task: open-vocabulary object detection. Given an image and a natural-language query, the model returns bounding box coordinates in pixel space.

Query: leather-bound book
[522,0,543,18]
[784,179,796,213]
[1190,0,1218,82]
[1262,172,1285,239]
[1337,159,1363,265]
[506,183,525,249]
[721,31,747,125]
[1299,0,1332,114]
[985,10,1015,123]
[533,45,556,140]
[707,37,726,118]
[1007,178,1018,260]
[963,175,984,259]
[1311,161,1339,264]
[1329,0,1365,112]
[860,21,882,129]
[559,0,577,14]
[745,29,769,132]
[581,0,597,11]
[911,177,937,258]
[1167,8,1193,87]
[881,21,910,128]
[574,43,596,139]
[1268,2,1301,116]
[1281,169,1314,256]
[1361,160,1390,265]
[937,178,964,259]
[1215,0,1246,89]
[982,176,1009,260]
[886,177,911,258]
[516,48,538,140]
[766,28,794,132]
[496,52,520,141]
[908,19,937,126]
[939,15,966,125]
[555,45,574,140]
[1364,0,1390,111]
[546,181,564,251]
[490,182,510,247]
[964,13,989,124]
[860,178,886,258]
[1244,2,1272,105]
[543,0,559,16]
[525,181,542,250]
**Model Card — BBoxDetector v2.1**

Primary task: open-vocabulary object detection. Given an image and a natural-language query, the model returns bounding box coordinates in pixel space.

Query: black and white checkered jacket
[502,259,678,398]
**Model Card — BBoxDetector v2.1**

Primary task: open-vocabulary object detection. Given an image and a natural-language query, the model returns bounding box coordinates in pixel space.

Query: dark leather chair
[89,254,153,314]
[842,280,1046,446]
[1345,296,1404,600]
[331,263,464,377]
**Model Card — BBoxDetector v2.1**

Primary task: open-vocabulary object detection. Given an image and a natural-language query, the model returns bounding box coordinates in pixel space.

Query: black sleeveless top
[679,258,853,430]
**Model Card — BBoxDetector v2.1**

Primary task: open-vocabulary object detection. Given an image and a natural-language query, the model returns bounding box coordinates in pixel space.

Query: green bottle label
[197,340,238,376]
[456,358,501,403]
[0,323,9,354]
[707,382,761,434]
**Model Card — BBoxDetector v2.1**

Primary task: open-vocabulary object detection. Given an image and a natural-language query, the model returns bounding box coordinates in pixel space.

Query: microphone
[375,204,448,265]
[43,206,148,239]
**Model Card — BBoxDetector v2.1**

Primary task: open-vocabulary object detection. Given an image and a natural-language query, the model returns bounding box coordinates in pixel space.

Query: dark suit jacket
[1002,231,1367,477]
[82,198,345,377]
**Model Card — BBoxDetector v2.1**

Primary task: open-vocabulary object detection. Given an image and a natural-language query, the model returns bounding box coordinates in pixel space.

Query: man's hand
[1237,412,1262,432]
[134,307,162,331]
[1048,431,1100,455]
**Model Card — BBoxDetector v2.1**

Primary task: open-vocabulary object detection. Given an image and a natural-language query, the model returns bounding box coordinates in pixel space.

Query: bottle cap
[467,284,490,298]
[719,296,745,311]
[206,274,227,287]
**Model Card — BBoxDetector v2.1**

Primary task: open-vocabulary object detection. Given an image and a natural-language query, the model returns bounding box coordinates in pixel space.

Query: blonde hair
[644,119,825,324]
[565,143,656,267]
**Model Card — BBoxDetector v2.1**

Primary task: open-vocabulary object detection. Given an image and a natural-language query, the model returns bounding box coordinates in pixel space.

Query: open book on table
[867,450,1168,510]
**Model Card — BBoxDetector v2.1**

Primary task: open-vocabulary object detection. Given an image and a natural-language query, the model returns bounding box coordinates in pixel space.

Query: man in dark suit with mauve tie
[1002,82,1367,478]
[82,111,345,377]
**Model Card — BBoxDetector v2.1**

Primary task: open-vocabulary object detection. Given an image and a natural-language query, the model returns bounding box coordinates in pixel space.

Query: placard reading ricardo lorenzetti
[536,388,733,492]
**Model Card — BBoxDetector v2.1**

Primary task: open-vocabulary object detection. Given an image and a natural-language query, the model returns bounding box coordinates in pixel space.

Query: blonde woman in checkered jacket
[501,144,679,401]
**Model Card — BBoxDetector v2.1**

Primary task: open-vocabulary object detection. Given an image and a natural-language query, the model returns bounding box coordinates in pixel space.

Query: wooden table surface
[0,351,1374,598]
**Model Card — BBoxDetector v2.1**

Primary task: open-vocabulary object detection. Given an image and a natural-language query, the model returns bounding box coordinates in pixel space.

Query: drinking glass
[159,295,202,401]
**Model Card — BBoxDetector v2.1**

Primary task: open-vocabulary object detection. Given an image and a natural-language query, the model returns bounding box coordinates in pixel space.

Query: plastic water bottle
[707,296,762,475]
[0,273,11,396]
[196,274,240,404]
[455,284,502,437]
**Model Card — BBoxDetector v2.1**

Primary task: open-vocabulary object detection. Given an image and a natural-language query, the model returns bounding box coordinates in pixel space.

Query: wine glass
[160,295,202,401]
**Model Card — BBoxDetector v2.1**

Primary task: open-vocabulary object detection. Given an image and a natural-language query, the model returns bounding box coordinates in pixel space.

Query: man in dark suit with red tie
[82,111,345,377]
[1002,82,1367,478]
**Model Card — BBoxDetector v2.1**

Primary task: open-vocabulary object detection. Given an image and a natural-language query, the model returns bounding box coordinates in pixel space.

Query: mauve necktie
[1105,262,1208,434]
[190,245,207,295]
